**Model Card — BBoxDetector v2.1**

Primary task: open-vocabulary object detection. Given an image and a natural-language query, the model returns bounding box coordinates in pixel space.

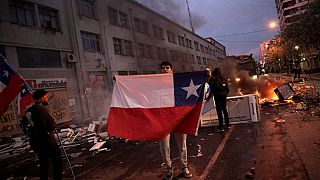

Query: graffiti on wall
[47,90,71,124]
[0,102,21,137]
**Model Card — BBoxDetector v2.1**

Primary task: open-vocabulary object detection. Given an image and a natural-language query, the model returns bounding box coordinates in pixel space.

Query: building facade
[275,0,311,30]
[0,0,226,137]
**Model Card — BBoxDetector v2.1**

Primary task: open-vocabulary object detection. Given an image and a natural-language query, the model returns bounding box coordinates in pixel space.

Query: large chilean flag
[107,71,208,140]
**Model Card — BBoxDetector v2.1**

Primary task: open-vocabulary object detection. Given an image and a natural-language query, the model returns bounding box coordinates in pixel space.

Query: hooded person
[207,68,230,132]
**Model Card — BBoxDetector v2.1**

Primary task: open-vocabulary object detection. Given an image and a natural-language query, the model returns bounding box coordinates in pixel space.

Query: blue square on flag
[174,71,208,107]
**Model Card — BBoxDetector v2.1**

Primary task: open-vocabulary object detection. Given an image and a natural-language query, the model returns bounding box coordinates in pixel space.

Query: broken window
[39,6,59,30]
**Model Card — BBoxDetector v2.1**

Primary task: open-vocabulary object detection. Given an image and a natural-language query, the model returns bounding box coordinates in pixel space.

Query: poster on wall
[47,89,71,124]
[0,102,21,137]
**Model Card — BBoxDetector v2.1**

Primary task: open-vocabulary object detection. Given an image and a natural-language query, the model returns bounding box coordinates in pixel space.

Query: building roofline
[127,0,224,47]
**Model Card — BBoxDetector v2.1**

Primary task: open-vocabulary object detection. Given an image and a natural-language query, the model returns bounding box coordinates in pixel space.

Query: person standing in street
[293,62,301,81]
[24,89,63,180]
[159,61,193,180]
[207,68,230,132]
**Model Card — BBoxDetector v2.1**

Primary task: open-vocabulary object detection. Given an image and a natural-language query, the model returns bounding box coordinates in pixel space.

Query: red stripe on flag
[19,92,33,115]
[0,74,24,114]
[107,102,203,140]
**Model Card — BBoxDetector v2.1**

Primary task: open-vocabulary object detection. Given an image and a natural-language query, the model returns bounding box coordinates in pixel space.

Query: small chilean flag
[107,71,208,140]
[18,83,33,116]
[0,55,24,115]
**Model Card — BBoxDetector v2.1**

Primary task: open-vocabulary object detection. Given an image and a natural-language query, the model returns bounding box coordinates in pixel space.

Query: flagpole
[55,129,75,180]
[0,52,33,92]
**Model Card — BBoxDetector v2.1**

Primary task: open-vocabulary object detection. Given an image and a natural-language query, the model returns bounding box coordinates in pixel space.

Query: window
[113,38,122,55]
[17,47,61,68]
[118,71,137,76]
[108,7,118,25]
[153,25,164,39]
[157,47,167,60]
[197,56,201,64]
[178,36,185,46]
[81,31,100,52]
[167,31,176,43]
[119,11,129,28]
[186,39,192,48]
[145,44,152,58]
[134,17,148,34]
[191,55,195,63]
[205,47,209,54]
[138,43,153,58]
[39,6,59,30]
[138,43,144,58]
[124,40,133,56]
[194,41,199,51]
[200,45,204,52]
[143,71,156,74]
[118,71,128,75]
[158,28,164,39]
[202,57,207,65]
[128,71,137,75]
[170,50,178,60]
[76,0,95,18]
[9,0,36,26]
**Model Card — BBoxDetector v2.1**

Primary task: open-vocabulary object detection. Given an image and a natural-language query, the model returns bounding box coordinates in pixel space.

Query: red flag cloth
[107,71,208,140]
[18,83,33,116]
[0,55,24,115]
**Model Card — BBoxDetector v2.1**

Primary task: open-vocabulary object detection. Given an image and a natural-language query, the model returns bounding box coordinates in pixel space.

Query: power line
[217,40,264,43]
[214,28,275,37]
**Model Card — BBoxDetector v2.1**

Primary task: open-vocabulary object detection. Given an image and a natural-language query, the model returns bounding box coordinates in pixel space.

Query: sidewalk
[270,72,320,81]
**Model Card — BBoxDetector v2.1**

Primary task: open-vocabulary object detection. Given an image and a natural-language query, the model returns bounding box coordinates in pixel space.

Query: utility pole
[186,0,195,33]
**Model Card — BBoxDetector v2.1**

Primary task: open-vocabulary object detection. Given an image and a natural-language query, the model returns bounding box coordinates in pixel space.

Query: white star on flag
[182,79,201,99]
[3,70,9,78]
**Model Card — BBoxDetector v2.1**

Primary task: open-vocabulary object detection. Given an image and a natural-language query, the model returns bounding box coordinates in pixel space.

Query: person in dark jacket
[207,68,230,132]
[25,89,62,180]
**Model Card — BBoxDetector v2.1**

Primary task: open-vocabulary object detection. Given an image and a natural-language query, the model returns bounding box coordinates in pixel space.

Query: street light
[269,21,277,29]
[295,45,299,51]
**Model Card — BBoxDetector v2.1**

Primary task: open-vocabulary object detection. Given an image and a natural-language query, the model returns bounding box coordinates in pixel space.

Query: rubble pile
[0,120,128,178]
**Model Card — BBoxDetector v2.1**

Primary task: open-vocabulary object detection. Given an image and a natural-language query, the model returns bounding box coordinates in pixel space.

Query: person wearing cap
[25,89,62,180]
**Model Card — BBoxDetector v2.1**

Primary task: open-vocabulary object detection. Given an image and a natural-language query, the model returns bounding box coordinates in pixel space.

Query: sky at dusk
[137,0,280,61]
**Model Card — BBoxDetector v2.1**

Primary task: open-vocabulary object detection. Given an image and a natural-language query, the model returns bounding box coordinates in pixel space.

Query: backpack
[19,107,35,137]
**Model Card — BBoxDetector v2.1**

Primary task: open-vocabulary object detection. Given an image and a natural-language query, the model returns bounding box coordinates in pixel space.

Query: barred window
[81,31,100,52]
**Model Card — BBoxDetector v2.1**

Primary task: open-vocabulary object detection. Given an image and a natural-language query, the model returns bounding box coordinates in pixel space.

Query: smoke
[216,60,286,99]
[135,0,206,31]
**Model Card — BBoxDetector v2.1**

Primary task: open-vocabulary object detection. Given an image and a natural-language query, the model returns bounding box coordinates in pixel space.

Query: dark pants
[36,143,63,180]
[214,95,229,129]
[294,71,300,80]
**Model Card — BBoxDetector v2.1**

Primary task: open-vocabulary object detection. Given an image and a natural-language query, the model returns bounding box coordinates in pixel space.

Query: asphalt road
[1,74,319,180]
